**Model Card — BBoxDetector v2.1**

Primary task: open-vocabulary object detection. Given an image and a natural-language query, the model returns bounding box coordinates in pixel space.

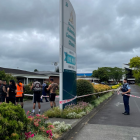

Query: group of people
[0,78,58,115]
[30,79,58,115]
[0,79,24,107]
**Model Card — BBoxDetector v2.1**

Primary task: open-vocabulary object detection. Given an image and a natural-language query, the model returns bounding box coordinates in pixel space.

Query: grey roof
[35,71,59,76]
[0,67,45,76]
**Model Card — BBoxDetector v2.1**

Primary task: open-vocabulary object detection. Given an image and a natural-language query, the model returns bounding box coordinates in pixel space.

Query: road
[73,85,140,140]
[23,98,59,114]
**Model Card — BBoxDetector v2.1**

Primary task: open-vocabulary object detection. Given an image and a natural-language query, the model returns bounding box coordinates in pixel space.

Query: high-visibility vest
[16,83,24,97]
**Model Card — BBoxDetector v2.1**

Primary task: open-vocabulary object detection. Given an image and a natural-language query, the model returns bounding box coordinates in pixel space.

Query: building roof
[0,67,44,76]
[35,71,59,76]
[77,73,92,77]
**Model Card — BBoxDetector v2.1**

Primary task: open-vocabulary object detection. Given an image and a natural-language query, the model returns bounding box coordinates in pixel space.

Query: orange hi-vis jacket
[16,83,24,97]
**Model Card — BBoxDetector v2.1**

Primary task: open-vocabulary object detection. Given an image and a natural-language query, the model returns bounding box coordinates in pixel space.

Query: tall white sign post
[59,0,76,109]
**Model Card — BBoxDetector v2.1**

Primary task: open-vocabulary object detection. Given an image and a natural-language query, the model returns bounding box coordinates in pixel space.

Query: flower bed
[26,114,71,140]
[44,102,94,119]
[111,83,122,89]
[92,84,111,93]
[0,103,71,140]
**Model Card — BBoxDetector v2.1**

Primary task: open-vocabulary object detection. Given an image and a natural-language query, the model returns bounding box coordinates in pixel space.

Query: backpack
[33,81,41,92]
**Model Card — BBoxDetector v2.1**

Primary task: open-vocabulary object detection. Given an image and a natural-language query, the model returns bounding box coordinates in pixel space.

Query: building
[35,71,59,84]
[77,73,99,83]
[122,64,135,84]
[0,67,59,85]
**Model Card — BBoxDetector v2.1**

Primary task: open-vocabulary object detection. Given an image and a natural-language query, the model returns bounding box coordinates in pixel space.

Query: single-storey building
[0,67,59,85]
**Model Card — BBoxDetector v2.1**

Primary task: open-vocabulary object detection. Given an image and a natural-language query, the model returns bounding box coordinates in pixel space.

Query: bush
[44,102,94,119]
[43,107,61,118]
[77,80,94,102]
[0,103,29,140]
[91,92,113,107]
[29,135,49,140]
[52,121,71,134]
[0,70,17,83]
[92,84,111,92]
[112,83,121,89]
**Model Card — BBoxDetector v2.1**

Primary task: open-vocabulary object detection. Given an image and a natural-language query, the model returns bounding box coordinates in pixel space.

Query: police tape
[117,91,140,99]
[24,89,115,105]
[24,94,59,98]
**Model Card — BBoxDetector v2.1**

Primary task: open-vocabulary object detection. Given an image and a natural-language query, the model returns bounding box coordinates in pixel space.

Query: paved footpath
[23,98,59,114]
[73,85,140,140]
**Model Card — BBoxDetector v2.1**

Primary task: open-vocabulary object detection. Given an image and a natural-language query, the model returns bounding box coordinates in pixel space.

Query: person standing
[16,80,24,108]
[0,80,7,104]
[2,80,7,102]
[40,81,49,102]
[47,79,58,108]
[30,79,41,115]
[7,80,17,104]
[121,79,131,115]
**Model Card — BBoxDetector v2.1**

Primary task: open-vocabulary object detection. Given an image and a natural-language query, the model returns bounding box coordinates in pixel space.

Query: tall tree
[34,69,38,72]
[92,67,126,82]
[92,67,109,82]
[129,56,140,81]
[0,70,17,83]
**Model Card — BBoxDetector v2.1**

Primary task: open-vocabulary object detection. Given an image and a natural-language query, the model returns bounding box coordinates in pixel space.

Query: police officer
[121,79,131,115]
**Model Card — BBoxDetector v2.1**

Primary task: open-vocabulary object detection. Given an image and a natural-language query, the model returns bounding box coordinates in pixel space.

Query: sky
[0,0,140,73]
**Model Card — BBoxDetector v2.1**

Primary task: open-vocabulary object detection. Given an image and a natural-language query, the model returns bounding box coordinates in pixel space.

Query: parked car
[92,82,99,85]
[101,82,105,85]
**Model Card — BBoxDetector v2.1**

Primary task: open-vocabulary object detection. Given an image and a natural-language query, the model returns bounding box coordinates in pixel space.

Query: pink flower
[26,111,29,115]
[30,134,34,138]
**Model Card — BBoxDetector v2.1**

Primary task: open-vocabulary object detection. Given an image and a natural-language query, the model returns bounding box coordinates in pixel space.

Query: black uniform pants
[123,95,130,113]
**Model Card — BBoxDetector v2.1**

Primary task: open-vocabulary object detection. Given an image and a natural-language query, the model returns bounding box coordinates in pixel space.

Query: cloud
[0,0,140,73]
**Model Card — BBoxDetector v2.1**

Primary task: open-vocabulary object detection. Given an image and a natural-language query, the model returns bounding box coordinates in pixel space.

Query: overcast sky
[0,0,140,73]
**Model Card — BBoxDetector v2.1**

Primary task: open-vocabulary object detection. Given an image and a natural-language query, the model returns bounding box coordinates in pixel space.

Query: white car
[92,82,99,85]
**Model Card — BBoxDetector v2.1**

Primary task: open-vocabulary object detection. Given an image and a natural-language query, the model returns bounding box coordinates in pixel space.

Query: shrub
[29,135,49,140]
[91,92,113,107]
[77,80,94,102]
[0,70,17,83]
[52,121,71,134]
[44,102,94,119]
[27,114,49,135]
[0,103,29,140]
[43,107,61,118]
[92,84,111,92]
[112,84,121,89]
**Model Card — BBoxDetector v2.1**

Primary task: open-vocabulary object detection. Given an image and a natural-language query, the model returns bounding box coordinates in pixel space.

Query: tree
[92,67,126,82]
[129,56,140,81]
[109,67,126,82]
[92,67,109,82]
[34,69,38,72]
[0,70,17,83]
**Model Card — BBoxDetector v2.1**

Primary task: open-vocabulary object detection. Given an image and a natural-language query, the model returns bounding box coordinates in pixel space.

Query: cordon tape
[24,89,115,105]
